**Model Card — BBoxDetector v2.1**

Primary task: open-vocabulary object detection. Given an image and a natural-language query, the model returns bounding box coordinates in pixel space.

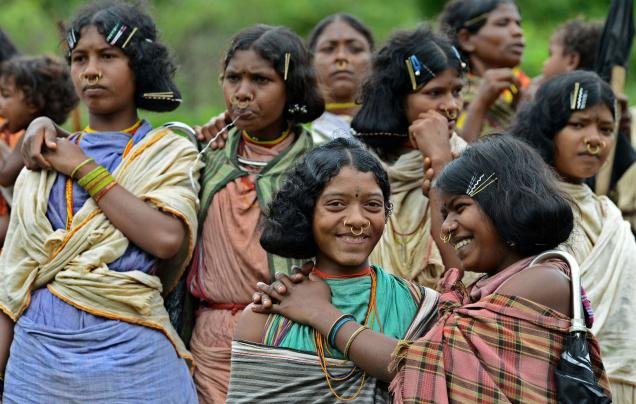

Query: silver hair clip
[284,52,291,81]
[451,46,467,70]
[570,82,589,110]
[466,172,498,197]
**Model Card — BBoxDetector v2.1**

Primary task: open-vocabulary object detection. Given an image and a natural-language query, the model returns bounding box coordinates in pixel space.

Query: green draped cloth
[263,265,421,359]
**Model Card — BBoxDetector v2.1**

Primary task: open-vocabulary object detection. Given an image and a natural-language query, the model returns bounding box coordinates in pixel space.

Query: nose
[334,45,349,67]
[440,215,458,241]
[233,79,253,102]
[439,94,461,119]
[510,21,524,39]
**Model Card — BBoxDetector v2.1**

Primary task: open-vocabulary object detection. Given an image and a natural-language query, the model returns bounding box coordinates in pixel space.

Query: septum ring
[231,93,254,110]
[344,219,370,236]
[584,139,606,156]
[442,107,458,121]
[81,71,103,85]
[335,60,349,70]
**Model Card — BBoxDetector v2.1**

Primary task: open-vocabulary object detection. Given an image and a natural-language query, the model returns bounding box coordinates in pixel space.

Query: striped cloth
[390,266,610,403]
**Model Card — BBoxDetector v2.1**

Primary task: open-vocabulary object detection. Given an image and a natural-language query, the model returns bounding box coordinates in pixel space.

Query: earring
[441,231,452,244]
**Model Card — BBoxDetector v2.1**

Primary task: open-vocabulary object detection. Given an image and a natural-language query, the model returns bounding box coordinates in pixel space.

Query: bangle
[87,174,114,198]
[327,314,356,348]
[78,166,107,188]
[70,158,95,179]
[94,181,117,202]
[343,325,368,358]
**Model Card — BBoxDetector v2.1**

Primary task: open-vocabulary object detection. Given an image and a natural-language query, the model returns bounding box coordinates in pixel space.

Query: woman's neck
[241,119,286,141]
[314,257,371,277]
[88,110,140,133]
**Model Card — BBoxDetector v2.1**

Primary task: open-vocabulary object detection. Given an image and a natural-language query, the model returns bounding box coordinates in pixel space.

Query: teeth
[454,238,471,250]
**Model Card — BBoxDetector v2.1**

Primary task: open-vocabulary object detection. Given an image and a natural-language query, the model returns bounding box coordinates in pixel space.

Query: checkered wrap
[390,268,610,403]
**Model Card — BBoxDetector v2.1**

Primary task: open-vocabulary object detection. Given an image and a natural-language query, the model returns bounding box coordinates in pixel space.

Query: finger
[289,272,306,283]
[299,261,314,276]
[423,156,432,170]
[257,281,284,302]
[223,110,232,125]
[44,131,58,150]
[194,125,204,141]
[252,291,263,304]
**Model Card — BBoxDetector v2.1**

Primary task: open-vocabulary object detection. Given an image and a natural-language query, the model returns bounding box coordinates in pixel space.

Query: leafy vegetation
[0,0,630,128]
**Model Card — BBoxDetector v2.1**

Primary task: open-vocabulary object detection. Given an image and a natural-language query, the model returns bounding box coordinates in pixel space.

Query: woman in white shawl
[512,70,636,402]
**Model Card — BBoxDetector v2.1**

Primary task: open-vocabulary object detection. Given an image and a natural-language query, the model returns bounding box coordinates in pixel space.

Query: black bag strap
[529,250,587,333]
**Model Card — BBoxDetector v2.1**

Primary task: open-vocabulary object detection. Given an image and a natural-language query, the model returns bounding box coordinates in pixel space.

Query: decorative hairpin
[405,54,436,91]
[451,46,467,70]
[466,172,498,197]
[284,52,291,81]
[66,29,78,50]
[570,82,588,110]
[287,103,307,114]
[106,22,140,49]
[143,92,180,100]
[463,12,489,28]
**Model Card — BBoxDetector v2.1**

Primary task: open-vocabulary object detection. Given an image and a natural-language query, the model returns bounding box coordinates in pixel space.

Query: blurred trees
[0,0,628,127]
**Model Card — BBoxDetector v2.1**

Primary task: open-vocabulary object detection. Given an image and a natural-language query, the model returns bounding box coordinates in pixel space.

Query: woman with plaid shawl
[251,135,610,402]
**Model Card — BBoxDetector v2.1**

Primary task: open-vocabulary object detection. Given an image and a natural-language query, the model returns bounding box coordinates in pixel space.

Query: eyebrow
[322,191,383,197]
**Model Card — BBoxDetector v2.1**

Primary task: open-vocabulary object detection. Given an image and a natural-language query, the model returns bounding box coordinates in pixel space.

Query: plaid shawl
[390,267,610,403]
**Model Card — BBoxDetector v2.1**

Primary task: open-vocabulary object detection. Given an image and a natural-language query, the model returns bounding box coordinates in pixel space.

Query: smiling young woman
[511,70,636,400]
[227,138,439,402]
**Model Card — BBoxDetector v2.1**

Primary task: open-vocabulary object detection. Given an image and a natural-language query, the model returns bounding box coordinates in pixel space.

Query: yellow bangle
[343,325,368,358]
[70,158,95,179]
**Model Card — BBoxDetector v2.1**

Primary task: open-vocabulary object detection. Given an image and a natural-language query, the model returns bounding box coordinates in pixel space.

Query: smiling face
[553,103,615,183]
[404,68,464,131]
[441,193,520,274]
[0,75,37,133]
[70,25,137,126]
[462,2,525,72]
[312,166,386,275]
[313,19,372,104]
[222,49,287,140]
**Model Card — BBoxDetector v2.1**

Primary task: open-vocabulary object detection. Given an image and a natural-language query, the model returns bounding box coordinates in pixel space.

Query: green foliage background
[0,0,631,128]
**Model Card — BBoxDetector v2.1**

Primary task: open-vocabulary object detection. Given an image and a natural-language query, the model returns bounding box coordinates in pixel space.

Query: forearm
[75,162,186,259]
[0,137,26,187]
[308,304,399,383]
[459,102,488,143]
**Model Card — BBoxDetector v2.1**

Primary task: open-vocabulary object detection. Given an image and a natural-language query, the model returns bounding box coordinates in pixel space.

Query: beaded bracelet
[343,325,368,358]
[327,314,356,348]
[70,157,95,179]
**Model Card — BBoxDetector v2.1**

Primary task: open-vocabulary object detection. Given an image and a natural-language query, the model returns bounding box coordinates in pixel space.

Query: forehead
[321,166,382,194]
[316,20,369,45]
[570,103,614,121]
[484,2,521,22]
[421,68,462,88]
[74,25,110,50]
[226,49,276,72]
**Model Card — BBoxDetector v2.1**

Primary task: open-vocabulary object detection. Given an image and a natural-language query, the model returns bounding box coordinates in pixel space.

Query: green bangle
[88,175,115,198]
[70,158,95,179]
[84,170,109,190]
[78,166,106,187]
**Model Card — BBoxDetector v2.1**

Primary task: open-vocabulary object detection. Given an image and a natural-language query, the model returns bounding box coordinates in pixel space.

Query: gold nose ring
[344,219,370,236]
[442,107,458,121]
[82,71,102,85]
[441,231,452,244]
[335,60,348,70]
[231,94,254,109]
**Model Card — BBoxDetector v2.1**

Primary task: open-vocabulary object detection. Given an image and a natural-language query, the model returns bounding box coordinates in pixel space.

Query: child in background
[0,55,78,245]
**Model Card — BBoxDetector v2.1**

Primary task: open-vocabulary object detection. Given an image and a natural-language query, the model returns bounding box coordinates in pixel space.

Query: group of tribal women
[0,0,634,403]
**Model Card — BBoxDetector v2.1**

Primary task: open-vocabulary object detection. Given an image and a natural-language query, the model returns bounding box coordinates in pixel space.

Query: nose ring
[344,219,370,236]
[231,94,254,110]
[81,71,102,85]
[335,60,348,70]
[442,107,458,121]
[584,138,606,156]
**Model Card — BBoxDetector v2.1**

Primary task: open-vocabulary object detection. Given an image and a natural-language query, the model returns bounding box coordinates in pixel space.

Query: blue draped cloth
[3,122,197,403]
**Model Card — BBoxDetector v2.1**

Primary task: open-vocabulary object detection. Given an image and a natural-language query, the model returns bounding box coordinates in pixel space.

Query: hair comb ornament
[105,22,140,49]
[451,46,468,70]
[284,52,291,81]
[66,29,78,51]
[466,172,498,197]
[463,12,489,28]
[570,82,588,110]
[405,54,436,90]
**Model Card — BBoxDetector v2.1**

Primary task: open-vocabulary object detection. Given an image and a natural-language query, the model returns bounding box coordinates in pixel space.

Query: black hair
[439,0,515,53]
[67,0,181,112]
[222,25,324,125]
[352,26,464,157]
[510,70,615,166]
[435,134,574,256]
[307,14,375,54]
[554,18,603,71]
[0,55,78,125]
[260,137,391,259]
[0,29,19,62]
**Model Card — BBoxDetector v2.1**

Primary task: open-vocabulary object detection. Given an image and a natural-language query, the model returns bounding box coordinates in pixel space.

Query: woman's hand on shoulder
[252,270,332,327]
[496,263,572,317]
[21,117,70,170]
[42,138,89,177]
[194,111,232,149]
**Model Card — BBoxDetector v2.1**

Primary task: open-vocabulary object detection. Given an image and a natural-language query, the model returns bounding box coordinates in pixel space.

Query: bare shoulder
[496,263,572,317]
[233,304,270,343]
